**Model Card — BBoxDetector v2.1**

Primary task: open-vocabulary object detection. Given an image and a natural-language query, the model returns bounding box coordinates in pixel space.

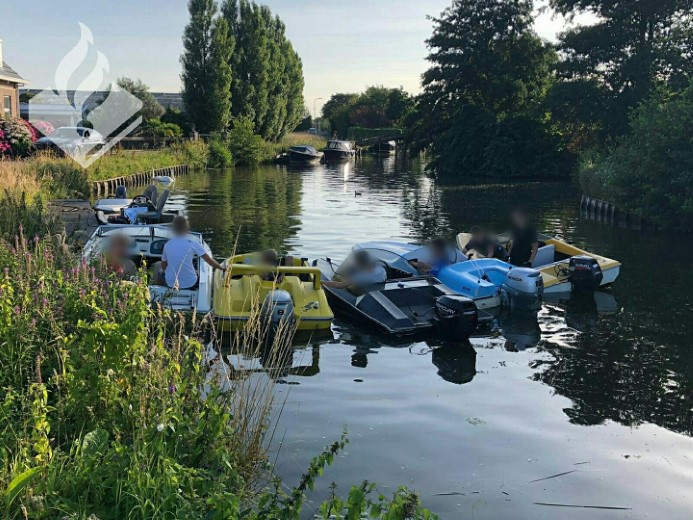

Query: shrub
[228,117,269,166]
[29,120,56,138]
[0,118,35,158]
[172,139,210,169]
[208,137,233,168]
[577,83,693,231]
[138,118,183,143]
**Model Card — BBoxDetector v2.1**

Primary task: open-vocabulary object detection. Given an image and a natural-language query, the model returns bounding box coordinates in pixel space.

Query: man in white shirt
[156,216,225,289]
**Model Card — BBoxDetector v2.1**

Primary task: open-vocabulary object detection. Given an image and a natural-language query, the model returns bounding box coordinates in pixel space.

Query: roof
[0,61,26,84]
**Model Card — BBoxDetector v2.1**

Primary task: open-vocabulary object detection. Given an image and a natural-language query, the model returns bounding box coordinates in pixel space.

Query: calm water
[168,157,692,519]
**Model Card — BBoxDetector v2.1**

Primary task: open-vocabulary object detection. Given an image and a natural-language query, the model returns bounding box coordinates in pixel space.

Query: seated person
[153,216,226,289]
[259,249,279,281]
[462,226,507,260]
[105,233,138,279]
[323,250,387,289]
[409,237,450,277]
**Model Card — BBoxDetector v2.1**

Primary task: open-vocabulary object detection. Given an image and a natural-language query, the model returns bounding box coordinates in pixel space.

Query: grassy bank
[0,225,438,519]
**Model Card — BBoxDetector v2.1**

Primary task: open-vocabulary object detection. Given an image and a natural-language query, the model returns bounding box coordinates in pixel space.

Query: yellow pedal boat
[457,232,621,294]
[213,253,334,331]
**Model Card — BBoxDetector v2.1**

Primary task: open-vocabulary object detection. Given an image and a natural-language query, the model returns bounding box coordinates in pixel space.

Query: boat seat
[532,244,555,268]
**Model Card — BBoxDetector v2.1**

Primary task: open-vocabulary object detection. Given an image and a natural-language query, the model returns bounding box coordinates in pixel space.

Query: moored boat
[369,140,396,155]
[457,232,621,294]
[83,224,213,312]
[354,241,543,312]
[213,253,334,332]
[321,140,356,161]
[315,247,478,339]
[287,145,323,162]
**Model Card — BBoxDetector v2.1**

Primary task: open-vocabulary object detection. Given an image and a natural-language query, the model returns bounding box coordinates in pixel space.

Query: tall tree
[551,0,693,135]
[181,0,233,133]
[116,78,164,121]
[411,0,563,178]
[221,0,304,141]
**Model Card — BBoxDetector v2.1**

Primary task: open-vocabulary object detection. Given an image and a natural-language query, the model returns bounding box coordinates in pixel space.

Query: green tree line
[322,86,414,138]
[181,0,304,140]
[401,1,692,175]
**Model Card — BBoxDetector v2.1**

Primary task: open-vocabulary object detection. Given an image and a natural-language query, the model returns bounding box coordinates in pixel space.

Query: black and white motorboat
[321,140,356,161]
[315,247,479,339]
[288,145,323,162]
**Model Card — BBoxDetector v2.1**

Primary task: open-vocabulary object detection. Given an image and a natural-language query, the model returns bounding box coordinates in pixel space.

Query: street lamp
[313,97,323,132]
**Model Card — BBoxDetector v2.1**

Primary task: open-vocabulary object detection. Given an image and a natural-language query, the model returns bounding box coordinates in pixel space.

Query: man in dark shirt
[508,209,538,267]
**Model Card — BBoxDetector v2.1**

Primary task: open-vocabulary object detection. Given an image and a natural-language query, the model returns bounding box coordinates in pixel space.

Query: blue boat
[354,241,543,311]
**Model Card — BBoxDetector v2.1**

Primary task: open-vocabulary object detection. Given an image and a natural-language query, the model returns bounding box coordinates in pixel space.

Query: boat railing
[223,264,323,290]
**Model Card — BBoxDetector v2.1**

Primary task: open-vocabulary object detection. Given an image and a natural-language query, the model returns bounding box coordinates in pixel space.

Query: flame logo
[54,23,111,108]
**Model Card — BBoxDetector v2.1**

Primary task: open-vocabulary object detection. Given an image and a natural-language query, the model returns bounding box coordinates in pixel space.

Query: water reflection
[431,342,477,384]
[174,167,303,257]
[169,161,692,518]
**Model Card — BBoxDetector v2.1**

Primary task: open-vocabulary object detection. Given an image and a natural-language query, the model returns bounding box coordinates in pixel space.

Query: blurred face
[512,211,527,228]
[110,236,128,257]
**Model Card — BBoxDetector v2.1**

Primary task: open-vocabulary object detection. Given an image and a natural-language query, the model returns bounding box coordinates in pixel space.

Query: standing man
[508,209,538,267]
[156,216,226,289]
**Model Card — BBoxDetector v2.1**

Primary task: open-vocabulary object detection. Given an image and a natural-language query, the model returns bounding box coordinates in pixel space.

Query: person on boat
[323,250,387,289]
[508,208,539,267]
[259,249,279,281]
[106,233,137,279]
[154,216,226,289]
[462,226,507,260]
[409,237,451,276]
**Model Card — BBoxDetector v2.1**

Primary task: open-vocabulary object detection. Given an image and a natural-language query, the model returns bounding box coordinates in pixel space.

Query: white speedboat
[83,224,213,312]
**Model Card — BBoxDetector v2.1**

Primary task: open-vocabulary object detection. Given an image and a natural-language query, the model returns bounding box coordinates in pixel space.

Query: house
[0,38,28,118]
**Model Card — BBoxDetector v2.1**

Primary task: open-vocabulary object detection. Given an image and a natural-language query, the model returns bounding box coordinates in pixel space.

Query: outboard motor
[434,295,479,340]
[568,255,603,292]
[115,185,128,199]
[501,267,544,311]
[260,290,296,344]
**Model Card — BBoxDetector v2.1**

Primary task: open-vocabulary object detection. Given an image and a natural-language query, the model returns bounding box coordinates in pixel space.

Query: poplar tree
[181,0,233,133]
[221,0,304,141]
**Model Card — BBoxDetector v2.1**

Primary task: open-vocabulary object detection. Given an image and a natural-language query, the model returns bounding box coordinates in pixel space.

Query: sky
[0,0,592,117]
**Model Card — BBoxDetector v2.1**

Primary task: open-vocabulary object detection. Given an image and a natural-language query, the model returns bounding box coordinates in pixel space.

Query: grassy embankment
[0,225,438,519]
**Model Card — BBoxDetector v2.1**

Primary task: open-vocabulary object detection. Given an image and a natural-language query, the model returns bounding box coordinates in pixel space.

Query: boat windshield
[328,141,350,151]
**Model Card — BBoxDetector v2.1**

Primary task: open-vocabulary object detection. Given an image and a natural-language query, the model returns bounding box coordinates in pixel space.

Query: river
[167,157,692,519]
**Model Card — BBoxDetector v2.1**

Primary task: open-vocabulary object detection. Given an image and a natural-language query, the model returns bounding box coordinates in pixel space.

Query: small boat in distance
[321,140,356,161]
[288,145,323,162]
[369,140,397,155]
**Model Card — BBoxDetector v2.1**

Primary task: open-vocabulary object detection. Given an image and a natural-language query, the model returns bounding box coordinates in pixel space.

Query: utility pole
[313,97,323,133]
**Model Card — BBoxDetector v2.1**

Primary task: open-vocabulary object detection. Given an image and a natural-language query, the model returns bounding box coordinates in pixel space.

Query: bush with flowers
[0,117,36,158]
[29,120,56,138]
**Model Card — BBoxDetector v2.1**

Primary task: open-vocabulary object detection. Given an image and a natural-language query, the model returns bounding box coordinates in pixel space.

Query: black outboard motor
[115,185,128,199]
[568,255,603,292]
[260,290,296,344]
[434,295,479,340]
